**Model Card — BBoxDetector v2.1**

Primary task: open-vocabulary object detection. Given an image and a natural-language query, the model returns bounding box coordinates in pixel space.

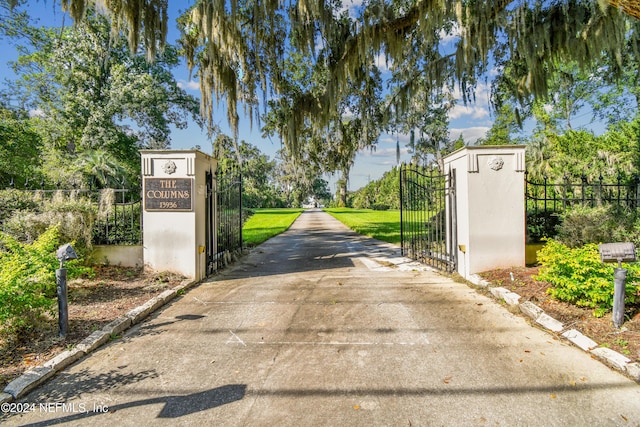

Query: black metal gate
[400,164,457,272]
[205,166,244,275]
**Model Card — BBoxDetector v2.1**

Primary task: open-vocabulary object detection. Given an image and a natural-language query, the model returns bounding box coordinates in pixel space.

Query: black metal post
[56,265,69,337]
[613,267,627,328]
[239,169,243,250]
[449,168,457,273]
[399,164,404,256]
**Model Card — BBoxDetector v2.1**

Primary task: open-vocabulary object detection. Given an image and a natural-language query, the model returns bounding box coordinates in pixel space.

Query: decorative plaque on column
[144,178,193,211]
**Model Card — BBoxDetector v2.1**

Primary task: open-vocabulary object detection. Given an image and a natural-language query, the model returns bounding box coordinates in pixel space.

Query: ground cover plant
[0,226,91,339]
[242,208,304,246]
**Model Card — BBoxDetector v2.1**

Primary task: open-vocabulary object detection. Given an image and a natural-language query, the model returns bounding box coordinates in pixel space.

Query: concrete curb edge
[467,274,640,384]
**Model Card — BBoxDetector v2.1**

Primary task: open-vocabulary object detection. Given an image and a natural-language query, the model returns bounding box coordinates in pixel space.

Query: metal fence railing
[399,164,457,273]
[93,189,142,245]
[4,168,247,275]
[525,173,640,241]
[215,167,243,270]
[1,184,142,245]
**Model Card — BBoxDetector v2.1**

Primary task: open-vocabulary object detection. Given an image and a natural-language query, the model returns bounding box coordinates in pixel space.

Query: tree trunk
[339,168,349,207]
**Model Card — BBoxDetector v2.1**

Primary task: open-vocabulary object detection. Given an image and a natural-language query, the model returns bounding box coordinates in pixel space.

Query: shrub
[554,205,640,248]
[609,209,640,248]
[535,239,640,317]
[0,226,61,337]
[0,225,92,338]
[372,203,390,211]
[556,205,617,248]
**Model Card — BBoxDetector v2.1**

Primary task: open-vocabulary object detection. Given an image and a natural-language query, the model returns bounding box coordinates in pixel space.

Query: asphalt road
[3,209,640,426]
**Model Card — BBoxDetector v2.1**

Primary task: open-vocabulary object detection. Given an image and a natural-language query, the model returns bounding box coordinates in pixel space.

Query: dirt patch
[478,266,640,366]
[0,266,185,391]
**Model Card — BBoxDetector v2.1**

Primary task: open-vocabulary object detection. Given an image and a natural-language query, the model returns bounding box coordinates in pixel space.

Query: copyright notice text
[2,401,109,414]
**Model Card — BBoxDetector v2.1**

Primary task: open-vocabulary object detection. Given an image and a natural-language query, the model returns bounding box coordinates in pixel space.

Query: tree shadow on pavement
[35,367,159,402]
[16,384,247,426]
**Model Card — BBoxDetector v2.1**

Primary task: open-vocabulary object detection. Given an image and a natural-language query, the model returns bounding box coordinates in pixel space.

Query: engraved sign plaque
[144,178,193,211]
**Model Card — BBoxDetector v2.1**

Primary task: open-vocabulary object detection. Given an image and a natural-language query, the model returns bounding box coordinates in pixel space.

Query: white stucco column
[444,145,526,278]
[140,150,217,280]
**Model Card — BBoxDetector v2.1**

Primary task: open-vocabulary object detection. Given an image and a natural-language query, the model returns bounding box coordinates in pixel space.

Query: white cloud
[377,132,411,146]
[28,108,45,118]
[339,0,364,18]
[375,53,392,72]
[488,66,502,77]
[439,22,461,45]
[449,126,489,144]
[178,79,200,91]
[359,146,409,158]
[447,81,492,120]
[448,104,490,120]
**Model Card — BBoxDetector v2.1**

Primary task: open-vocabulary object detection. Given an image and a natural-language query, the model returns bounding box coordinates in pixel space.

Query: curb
[2,278,199,402]
[468,274,640,384]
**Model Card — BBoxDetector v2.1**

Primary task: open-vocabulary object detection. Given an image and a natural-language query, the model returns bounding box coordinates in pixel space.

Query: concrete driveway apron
[4,209,640,426]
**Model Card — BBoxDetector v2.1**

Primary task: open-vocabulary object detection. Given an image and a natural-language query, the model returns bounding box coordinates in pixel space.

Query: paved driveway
[3,210,640,426]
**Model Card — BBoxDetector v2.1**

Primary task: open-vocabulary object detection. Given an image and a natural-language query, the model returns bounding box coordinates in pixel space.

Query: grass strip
[323,208,401,245]
[243,208,304,246]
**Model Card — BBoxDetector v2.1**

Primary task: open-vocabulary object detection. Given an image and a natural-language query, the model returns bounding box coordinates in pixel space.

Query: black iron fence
[525,173,640,241]
[215,167,243,270]
[4,168,246,275]
[1,183,142,245]
[93,189,142,245]
[399,164,457,273]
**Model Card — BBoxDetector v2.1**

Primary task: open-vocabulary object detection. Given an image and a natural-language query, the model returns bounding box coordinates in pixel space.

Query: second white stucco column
[444,145,526,278]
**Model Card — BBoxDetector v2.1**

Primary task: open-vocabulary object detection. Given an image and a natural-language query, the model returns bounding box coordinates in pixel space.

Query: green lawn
[323,208,401,245]
[243,208,304,246]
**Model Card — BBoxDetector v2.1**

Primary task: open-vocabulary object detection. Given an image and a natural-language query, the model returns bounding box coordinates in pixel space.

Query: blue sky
[0,2,498,191]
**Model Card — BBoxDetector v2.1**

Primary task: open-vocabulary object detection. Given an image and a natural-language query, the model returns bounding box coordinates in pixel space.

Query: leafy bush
[0,225,92,338]
[0,226,61,336]
[372,203,390,211]
[607,209,640,248]
[556,206,618,248]
[551,205,640,248]
[535,239,640,317]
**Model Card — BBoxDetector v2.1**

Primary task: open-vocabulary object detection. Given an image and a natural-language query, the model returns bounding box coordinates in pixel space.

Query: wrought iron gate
[400,164,457,272]
[204,167,243,275]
